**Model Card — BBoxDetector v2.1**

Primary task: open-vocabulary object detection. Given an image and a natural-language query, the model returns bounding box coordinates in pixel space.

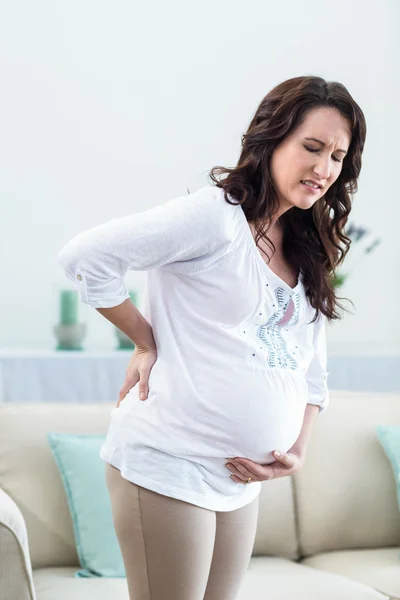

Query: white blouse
[58,184,330,511]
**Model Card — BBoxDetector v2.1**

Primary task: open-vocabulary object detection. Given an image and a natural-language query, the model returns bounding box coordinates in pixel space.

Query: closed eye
[304,146,342,163]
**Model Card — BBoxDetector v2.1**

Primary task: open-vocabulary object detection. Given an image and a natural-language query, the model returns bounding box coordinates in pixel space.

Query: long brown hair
[208,75,367,323]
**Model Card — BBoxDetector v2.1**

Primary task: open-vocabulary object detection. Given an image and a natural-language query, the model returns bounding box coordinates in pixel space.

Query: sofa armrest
[0,488,37,600]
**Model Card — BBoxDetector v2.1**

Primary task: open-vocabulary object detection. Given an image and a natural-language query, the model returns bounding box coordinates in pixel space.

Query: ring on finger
[232,466,252,482]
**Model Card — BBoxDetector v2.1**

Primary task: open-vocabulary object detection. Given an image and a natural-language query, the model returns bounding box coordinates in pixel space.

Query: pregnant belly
[196,369,307,464]
[128,367,309,466]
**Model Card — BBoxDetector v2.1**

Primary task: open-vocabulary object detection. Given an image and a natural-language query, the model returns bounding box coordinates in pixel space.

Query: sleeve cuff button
[76,274,83,281]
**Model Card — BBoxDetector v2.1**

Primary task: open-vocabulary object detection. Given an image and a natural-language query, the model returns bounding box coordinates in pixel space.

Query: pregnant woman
[58,74,366,600]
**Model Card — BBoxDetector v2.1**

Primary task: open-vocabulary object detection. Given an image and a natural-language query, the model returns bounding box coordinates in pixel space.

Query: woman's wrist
[96,298,155,349]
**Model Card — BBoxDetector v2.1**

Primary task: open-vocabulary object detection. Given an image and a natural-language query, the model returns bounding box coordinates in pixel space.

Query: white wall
[0,0,398,351]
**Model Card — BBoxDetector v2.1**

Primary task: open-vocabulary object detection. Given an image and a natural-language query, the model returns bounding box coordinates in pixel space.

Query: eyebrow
[304,137,348,155]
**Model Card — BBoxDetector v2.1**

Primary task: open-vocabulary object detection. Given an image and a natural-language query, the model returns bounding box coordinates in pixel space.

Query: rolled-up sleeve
[304,312,330,413]
[57,188,228,309]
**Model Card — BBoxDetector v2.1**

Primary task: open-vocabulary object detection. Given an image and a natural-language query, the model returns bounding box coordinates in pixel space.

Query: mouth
[300,181,321,193]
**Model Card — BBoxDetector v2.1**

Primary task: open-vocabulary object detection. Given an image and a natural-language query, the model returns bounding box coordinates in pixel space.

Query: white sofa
[0,390,399,600]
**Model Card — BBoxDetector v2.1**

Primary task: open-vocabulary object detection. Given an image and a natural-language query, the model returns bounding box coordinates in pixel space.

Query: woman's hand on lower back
[116,345,158,407]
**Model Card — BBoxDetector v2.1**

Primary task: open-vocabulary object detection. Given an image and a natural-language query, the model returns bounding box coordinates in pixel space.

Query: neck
[248,220,283,241]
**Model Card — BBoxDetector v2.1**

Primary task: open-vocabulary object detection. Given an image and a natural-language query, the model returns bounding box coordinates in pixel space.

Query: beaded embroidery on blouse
[256,286,301,370]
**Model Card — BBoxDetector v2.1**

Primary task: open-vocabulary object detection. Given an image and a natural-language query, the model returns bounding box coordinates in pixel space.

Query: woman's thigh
[203,493,260,600]
[105,462,217,600]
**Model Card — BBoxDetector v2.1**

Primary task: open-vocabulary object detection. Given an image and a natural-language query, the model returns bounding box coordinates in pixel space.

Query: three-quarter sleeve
[57,187,230,309]
[304,312,330,413]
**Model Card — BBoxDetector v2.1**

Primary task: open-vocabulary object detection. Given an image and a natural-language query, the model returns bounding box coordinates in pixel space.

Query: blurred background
[0,0,399,401]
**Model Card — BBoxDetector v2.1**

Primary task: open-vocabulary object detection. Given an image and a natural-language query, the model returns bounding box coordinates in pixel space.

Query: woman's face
[269,107,352,215]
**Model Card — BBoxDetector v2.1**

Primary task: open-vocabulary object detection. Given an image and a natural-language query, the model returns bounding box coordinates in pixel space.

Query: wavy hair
[208,75,367,323]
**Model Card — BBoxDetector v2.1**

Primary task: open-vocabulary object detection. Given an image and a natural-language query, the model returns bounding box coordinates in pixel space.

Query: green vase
[115,290,138,350]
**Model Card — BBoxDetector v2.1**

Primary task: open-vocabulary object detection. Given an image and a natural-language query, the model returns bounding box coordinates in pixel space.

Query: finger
[229,474,248,484]
[138,370,150,400]
[226,465,254,483]
[119,376,139,404]
[273,451,294,467]
[230,458,261,481]
[225,463,249,482]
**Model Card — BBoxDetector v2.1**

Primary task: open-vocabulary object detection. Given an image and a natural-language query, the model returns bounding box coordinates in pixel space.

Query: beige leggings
[105,462,259,600]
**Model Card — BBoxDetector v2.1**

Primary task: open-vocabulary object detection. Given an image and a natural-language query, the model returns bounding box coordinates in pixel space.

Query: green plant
[332,222,382,288]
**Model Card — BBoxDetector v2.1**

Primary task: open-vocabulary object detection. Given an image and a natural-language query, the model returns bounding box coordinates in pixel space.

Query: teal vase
[115,290,137,350]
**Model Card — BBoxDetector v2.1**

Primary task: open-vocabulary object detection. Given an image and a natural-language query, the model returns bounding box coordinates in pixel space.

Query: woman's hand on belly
[224,450,304,484]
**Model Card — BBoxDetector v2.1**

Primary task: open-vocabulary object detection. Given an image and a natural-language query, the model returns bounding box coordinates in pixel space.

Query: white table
[0,349,131,403]
[0,347,399,403]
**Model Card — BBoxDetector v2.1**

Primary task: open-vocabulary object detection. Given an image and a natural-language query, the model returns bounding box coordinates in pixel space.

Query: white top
[58,184,330,511]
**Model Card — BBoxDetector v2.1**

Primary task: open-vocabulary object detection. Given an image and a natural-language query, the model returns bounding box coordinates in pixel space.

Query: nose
[313,156,331,181]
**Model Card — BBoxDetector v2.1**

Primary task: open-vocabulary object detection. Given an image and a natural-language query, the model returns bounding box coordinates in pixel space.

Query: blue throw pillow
[47,432,125,578]
[376,425,400,513]
[376,425,400,562]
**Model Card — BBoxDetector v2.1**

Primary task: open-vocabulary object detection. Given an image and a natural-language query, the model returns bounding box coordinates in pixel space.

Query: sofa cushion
[32,558,389,600]
[33,567,129,600]
[293,391,400,556]
[47,432,125,577]
[302,547,400,600]
[376,425,400,516]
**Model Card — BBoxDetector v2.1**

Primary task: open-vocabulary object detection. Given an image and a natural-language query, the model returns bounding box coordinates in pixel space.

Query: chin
[290,199,315,211]
[297,194,320,208]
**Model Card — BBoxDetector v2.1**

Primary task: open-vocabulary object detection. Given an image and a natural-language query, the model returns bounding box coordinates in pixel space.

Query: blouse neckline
[237,204,303,296]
